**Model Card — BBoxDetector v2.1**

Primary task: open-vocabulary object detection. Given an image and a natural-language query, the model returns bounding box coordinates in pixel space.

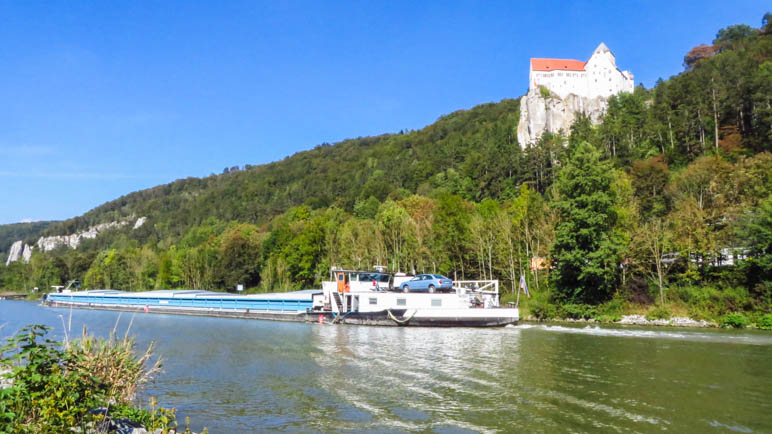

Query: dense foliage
[551,143,622,303]
[0,325,182,433]
[1,14,771,325]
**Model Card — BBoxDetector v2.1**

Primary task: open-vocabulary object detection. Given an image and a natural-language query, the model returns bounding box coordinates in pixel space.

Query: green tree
[632,218,673,305]
[432,194,471,279]
[353,196,380,219]
[739,194,772,280]
[215,223,262,290]
[713,24,756,51]
[550,142,622,303]
[630,156,670,219]
[376,201,415,272]
[469,199,501,280]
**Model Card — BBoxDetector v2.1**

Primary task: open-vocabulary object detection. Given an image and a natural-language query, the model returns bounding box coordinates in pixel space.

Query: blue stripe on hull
[46,294,312,312]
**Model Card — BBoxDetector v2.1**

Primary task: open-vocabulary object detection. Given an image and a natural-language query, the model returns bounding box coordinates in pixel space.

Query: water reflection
[2,302,772,433]
[308,325,523,432]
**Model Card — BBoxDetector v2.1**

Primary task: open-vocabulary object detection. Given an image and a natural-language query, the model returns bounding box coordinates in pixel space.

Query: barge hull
[43,300,516,327]
[305,309,518,327]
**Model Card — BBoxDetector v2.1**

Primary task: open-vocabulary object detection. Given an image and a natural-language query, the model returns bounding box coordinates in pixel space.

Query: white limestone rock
[6,241,23,265]
[517,87,608,146]
[21,243,32,262]
[133,216,147,229]
[5,217,148,264]
[5,240,33,265]
[36,220,132,252]
[618,314,714,328]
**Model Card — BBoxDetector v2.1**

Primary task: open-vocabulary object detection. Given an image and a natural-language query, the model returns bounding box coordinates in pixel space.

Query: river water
[1,300,771,433]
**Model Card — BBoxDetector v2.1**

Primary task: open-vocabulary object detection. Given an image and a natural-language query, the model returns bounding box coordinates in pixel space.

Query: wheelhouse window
[431,299,442,307]
[369,297,377,305]
[397,298,406,306]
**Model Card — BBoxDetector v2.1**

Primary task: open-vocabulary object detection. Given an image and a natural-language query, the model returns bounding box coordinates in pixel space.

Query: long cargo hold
[45,289,316,322]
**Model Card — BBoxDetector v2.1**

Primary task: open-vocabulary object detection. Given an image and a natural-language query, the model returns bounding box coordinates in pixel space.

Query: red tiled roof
[531,58,586,71]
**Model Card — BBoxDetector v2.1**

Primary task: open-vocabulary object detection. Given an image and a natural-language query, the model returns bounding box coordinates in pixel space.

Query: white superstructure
[317,270,518,326]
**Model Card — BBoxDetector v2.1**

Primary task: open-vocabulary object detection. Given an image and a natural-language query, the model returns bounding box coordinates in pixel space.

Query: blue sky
[0,1,768,224]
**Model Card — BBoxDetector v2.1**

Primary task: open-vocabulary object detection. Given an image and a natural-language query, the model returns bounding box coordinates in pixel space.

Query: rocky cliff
[35,220,130,252]
[5,217,147,265]
[5,241,32,266]
[516,87,608,147]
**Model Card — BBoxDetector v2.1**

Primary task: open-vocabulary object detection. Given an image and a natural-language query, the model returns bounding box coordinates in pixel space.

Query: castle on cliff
[517,43,635,147]
[529,42,634,99]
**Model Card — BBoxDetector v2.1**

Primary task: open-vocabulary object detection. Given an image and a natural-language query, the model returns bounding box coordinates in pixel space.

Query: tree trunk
[711,83,719,149]
[656,258,664,305]
[697,108,705,151]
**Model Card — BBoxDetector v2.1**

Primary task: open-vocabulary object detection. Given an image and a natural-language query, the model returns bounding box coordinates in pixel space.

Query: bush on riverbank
[719,313,750,328]
[758,314,772,330]
[0,325,181,433]
[518,285,772,329]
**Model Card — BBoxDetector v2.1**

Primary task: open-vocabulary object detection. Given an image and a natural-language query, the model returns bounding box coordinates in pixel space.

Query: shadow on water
[2,301,771,432]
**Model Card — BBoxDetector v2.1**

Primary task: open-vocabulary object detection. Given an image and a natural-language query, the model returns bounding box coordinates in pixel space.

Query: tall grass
[0,319,167,432]
[65,325,162,405]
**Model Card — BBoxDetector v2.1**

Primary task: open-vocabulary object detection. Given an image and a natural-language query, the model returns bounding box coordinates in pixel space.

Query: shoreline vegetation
[1,15,771,335]
[510,292,772,330]
[0,319,203,433]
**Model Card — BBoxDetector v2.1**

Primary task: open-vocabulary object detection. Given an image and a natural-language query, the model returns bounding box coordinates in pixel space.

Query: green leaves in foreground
[0,325,172,433]
[1,325,106,432]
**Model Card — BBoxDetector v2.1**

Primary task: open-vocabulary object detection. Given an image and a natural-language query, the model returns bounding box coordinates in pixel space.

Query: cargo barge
[43,269,518,327]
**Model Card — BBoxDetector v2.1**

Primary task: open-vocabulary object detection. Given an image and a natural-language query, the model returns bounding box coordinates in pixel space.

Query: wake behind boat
[43,268,518,327]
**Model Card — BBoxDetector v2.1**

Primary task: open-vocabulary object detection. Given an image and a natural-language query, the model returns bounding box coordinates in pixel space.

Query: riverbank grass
[0,324,187,432]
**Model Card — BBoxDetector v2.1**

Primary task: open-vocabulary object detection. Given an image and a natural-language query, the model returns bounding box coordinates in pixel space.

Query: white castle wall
[528,43,634,100]
[518,43,635,147]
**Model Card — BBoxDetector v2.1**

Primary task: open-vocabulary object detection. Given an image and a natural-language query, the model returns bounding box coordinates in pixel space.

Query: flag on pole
[520,275,530,297]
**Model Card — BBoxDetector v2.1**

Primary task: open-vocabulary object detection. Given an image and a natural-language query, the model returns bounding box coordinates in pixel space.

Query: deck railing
[453,280,499,295]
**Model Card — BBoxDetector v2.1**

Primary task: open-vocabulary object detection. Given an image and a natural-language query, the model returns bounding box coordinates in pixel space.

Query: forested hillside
[2,14,771,326]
